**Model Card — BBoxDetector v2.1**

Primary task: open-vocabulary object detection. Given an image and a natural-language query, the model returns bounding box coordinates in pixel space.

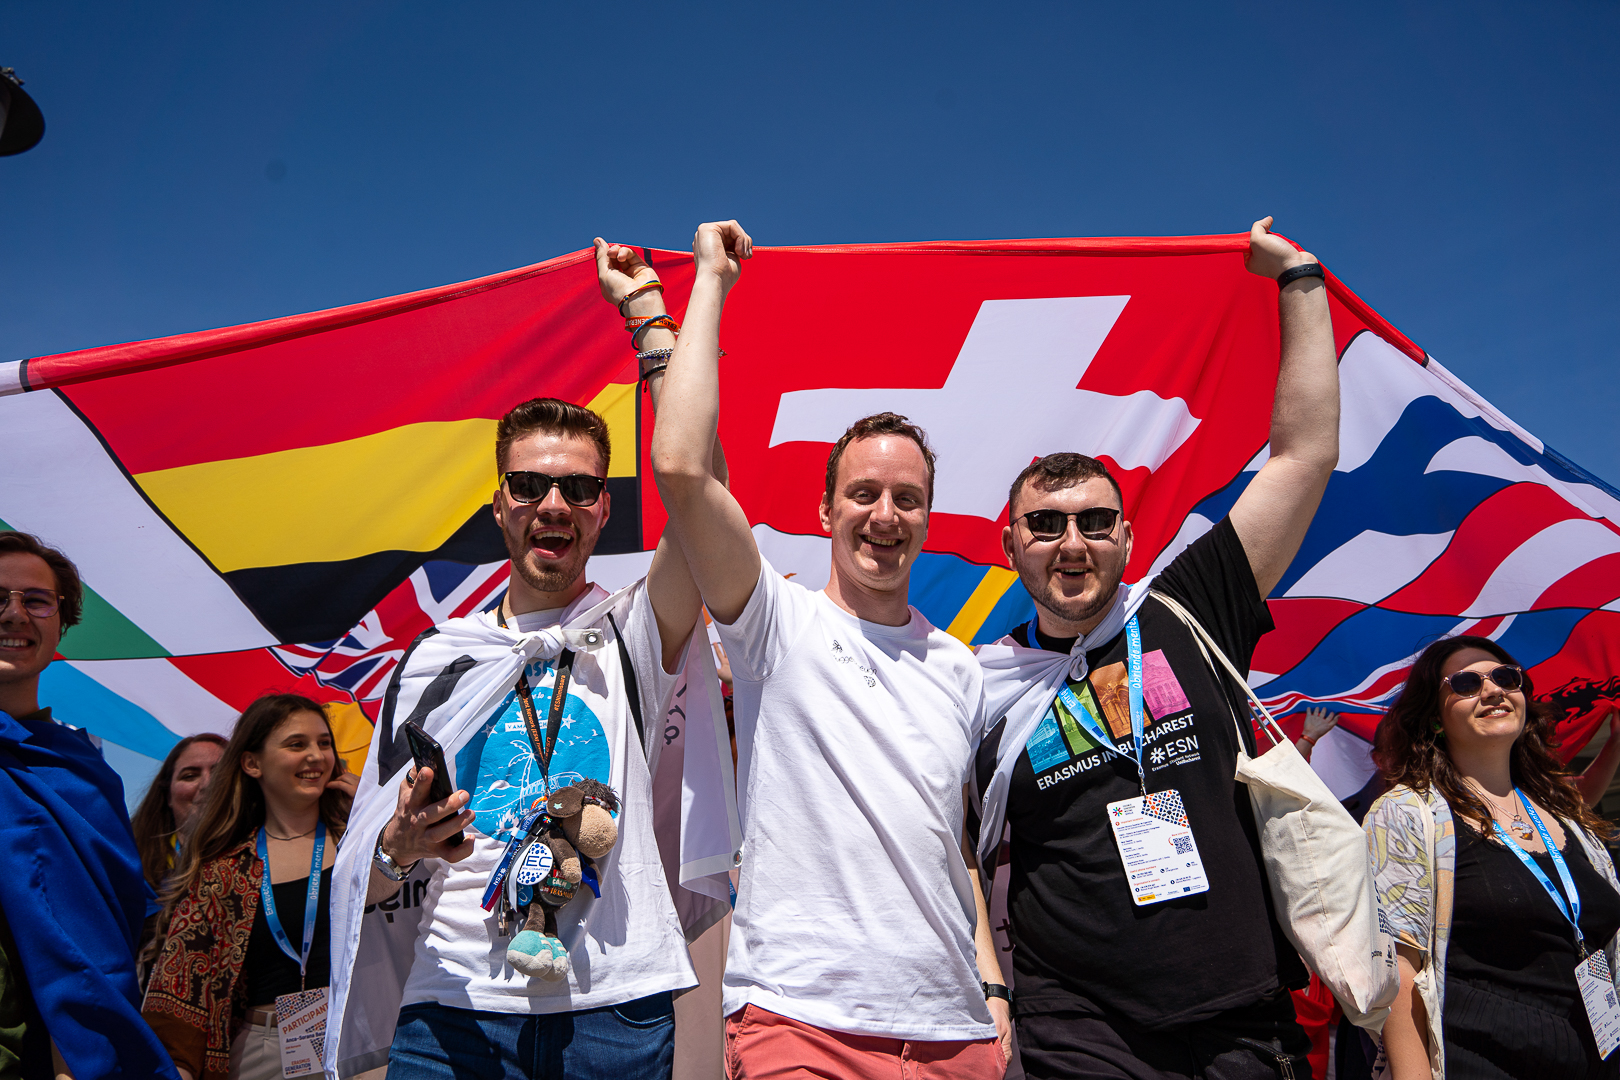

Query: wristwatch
[373,833,419,881]
[983,982,1012,1004]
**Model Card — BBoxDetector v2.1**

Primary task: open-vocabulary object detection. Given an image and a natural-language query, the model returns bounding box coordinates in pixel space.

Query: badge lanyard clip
[1491,793,1586,956]
[256,820,326,991]
[1053,615,1149,795]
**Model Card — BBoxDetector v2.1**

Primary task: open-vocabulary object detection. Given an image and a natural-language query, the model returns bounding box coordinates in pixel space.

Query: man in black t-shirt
[973,218,1341,1080]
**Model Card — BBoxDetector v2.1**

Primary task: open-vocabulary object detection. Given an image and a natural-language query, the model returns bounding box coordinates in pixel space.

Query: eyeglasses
[1443,665,1524,698]
[1,589,62,619]
[503,472,608,507]
[1018,507,1121,542]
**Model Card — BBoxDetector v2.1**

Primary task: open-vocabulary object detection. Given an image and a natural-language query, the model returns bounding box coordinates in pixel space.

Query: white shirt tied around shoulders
[324,581,734,1076]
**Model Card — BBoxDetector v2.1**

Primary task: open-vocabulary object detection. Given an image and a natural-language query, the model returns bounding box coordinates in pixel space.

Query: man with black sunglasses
[327,243,731,1080]
[972,218,1342,1080]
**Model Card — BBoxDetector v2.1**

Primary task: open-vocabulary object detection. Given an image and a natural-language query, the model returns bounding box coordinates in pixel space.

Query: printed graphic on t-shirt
[455,658,614,843]
[1028,649,1199,789]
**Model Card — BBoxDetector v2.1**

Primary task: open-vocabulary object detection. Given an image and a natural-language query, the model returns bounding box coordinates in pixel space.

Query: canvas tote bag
[1151,590,1398,1033]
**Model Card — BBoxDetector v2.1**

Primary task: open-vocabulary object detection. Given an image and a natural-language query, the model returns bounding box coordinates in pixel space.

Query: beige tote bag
[1151,591,1398,1033]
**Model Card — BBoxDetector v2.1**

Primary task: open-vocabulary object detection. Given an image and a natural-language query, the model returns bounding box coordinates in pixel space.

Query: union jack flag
[271,559,510,709]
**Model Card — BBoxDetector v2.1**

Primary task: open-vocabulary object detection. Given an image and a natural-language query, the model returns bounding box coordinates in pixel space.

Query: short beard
[1019,563,1124,633]
[504,528,597,597]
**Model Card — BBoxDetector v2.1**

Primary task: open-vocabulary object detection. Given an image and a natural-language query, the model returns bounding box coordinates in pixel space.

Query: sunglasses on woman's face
[1019,507,1121,542]
[503,471,607,507]
[1442,665,1524,698]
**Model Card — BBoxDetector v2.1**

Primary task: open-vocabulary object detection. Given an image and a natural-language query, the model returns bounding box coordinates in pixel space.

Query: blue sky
[4,3,1616,485]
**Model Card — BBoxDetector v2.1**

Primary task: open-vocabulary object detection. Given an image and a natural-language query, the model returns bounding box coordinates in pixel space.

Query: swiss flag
[635,236,1416,573]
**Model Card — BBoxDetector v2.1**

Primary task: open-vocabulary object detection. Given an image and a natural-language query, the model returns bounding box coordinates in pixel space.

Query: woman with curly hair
[1366,635,1620,1080]
[142,693,355,1080]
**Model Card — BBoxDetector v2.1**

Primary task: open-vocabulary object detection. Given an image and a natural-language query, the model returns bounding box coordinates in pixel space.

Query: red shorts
[725,1004,1007,1080]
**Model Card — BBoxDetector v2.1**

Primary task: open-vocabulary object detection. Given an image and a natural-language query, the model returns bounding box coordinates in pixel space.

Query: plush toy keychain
[505,778,621,980]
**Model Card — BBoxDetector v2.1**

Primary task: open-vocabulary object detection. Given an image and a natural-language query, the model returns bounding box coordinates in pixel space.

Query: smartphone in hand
[402,721,467,847]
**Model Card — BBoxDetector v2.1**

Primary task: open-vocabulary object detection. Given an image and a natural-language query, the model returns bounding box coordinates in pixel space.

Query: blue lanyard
[1490,794,1585,954]
[256,820,327,987]
[1052,616,1147,792]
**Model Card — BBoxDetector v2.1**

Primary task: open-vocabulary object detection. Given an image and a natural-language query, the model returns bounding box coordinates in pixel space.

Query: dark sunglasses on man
[503,471,608,508]
[1442,665,1524,698]
[1019,507,1121,542]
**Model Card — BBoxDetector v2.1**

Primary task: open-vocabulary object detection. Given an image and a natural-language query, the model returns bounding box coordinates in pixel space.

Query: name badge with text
[1106,789,1210,907]
[275,987,328,1077]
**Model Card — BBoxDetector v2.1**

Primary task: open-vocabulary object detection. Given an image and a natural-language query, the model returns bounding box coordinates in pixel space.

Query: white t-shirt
[400,584,697,1013]
[715,557,995,1041]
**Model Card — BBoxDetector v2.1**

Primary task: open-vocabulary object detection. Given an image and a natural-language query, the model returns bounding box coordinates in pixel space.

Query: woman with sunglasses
[1367,635,1620,1080]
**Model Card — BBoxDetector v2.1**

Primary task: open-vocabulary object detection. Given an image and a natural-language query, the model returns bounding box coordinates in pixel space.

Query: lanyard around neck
[498,606,575,783]
[256,820,326,988]
[1491,793,1586,954]
[1053,615,1148,793]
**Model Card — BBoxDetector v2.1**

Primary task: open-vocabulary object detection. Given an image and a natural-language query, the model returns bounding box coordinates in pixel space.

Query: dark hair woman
[131,733,229,889]
[141,694,355,1080]
[1366,635,1620,1080]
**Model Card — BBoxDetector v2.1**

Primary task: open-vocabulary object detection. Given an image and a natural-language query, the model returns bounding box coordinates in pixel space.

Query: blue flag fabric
[0,709,178,1079]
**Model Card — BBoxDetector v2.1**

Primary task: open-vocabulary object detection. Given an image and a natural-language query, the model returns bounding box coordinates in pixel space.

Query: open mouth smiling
[530,529,576,557]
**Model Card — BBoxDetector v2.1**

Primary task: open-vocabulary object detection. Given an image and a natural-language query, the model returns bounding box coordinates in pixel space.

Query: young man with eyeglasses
[973,218,1342,1080]
[328,244,725,1080]
[652,221,1008,1079]
[0,531,181,1079]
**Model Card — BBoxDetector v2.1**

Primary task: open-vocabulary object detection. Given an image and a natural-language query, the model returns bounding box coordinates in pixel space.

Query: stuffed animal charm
[505,779,620,980]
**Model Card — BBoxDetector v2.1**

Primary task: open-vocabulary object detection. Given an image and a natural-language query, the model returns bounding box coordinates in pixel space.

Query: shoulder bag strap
[1147,589,1290,750]
[605,610,647,760]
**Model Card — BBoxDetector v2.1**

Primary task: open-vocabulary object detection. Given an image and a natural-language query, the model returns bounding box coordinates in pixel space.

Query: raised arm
[649,221,760,625]
[1228,216,1341,598]
[594,238,724,671]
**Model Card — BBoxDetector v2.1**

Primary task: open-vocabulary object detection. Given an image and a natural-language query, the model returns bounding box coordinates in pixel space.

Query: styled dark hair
[822,412,937,509]
[152,694,350,950]
[1007,453,1124,521]
[0,531,84,633]
[495,398,611,476]
[1373,635,1612,840]
[130,733,230,888]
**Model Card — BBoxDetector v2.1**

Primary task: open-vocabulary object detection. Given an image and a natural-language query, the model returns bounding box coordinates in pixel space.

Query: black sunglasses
[503,472,607,507]
[1443,665,1524,698]
[1019,507,1121,542]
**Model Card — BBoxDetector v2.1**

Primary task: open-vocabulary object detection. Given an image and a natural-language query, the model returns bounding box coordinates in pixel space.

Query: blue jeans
[387,993,675,1080]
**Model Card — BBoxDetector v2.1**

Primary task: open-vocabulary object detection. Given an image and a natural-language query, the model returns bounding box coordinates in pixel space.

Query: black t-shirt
[976,516,1306,1029]
[1448,821,1620,1002]
[243,866,333,1006]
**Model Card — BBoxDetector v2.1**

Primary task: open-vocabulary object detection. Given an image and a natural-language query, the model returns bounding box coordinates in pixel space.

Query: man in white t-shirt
[650,220,1008,1079]
[330,243,726,1080]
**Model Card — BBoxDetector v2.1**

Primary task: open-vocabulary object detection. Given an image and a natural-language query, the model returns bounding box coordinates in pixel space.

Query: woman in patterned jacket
[142,694,355,1080]
[1366,635,1620,1080]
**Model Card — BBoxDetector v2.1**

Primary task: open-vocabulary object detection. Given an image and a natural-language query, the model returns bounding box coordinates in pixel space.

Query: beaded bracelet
[617,279,665,316]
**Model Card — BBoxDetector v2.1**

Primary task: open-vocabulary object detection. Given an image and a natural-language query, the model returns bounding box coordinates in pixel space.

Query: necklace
[264,825,318,842]
[1469,781,1535,841]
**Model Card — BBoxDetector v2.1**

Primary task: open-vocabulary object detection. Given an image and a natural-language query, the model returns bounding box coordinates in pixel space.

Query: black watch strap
[1277,262,1325,289]
[983,981,1012,1004]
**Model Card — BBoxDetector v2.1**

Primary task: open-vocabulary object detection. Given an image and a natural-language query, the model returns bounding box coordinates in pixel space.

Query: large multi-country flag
[3,235,1617,802]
